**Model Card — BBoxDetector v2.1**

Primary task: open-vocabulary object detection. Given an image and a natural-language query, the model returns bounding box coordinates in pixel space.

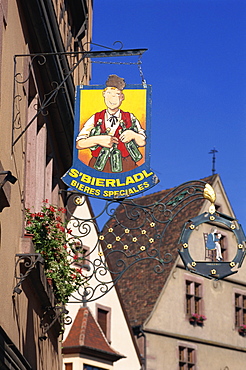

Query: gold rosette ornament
[203,183,216,214]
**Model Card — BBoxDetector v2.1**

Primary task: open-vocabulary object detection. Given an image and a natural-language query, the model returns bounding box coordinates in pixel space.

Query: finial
[203,183,216,214]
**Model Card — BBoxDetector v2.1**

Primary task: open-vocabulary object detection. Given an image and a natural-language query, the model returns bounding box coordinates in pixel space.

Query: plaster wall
[146,266,246,347]
[145,334,246,370]
[144,264,246,369]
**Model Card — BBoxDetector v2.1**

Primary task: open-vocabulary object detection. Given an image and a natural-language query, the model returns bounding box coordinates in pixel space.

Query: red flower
[67,229,72,234]
[191,313,200,320]
[49,206,55,212]
[58,207,66,214]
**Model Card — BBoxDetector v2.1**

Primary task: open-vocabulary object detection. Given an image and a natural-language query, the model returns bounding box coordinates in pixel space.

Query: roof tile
[104,176,216,327]
[63,307,119,355]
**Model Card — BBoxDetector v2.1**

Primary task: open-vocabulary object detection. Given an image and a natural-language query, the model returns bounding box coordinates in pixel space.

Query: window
[98,308,108,335]
[65,363,73,370]
[73,245,90,269]
[235,292,246,327]
[179,346,196,370]
[185,279,203,316]
[96,304,111,342]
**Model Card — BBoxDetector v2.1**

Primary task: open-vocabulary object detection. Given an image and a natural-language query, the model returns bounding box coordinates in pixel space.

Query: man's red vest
[91,109,132,158]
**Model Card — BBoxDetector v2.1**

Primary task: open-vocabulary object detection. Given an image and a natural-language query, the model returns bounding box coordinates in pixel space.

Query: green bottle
[94,147,110,171]
[125,140,142,162]
[131,118,139,132]
[110,144,123,172]
[120,120,142,162]
[89,119,102,150]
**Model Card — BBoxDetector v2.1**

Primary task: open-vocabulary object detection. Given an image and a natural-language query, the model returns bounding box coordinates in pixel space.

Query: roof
[62,307,124,362]
[103,175,217,327]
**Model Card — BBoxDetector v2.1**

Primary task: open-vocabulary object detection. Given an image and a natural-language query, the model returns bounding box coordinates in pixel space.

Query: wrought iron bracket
[14,47,147,60]
[0,171,17,189]
[12,42,147,148]
[63,179,246,302]
[13,253,44,295]
[13,253,72,339]
[39,305,72,340]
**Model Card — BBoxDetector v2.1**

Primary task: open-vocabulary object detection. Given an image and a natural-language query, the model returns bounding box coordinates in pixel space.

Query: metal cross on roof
[209,147,218,175]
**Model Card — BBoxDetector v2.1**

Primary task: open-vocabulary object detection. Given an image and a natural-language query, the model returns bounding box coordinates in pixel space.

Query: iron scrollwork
[12,42,147,149]
[13,253,44,295]
[65,180,215,303]
[39,305,72,340]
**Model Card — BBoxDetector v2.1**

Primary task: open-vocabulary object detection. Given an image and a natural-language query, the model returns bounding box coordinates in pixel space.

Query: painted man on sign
[62,75,158,199]
[76,75,146,173]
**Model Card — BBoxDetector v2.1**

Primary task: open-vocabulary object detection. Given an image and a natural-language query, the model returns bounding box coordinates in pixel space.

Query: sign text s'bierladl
[62,75,158,199]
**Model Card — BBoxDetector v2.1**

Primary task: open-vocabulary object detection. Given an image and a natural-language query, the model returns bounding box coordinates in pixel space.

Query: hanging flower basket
[25,200,86,305]
[24,232,34,238]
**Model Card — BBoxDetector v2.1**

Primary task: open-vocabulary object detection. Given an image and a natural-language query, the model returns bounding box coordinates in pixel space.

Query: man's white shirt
[76,109,145,141]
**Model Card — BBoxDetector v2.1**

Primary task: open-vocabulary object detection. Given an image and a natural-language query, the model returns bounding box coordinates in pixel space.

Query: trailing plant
[25,201,85,305]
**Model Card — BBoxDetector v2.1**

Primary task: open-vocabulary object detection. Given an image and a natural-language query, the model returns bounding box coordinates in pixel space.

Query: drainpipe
[132,325,146,370]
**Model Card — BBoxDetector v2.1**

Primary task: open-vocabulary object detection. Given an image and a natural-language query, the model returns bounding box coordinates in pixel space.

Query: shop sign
[62,75,158,199]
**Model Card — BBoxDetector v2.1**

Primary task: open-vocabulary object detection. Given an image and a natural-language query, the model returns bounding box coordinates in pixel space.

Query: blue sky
[90,0,246,228]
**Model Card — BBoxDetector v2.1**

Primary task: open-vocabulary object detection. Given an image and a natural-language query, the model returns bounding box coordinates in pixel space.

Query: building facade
[105,175,246,369]
[0,1,92,368]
